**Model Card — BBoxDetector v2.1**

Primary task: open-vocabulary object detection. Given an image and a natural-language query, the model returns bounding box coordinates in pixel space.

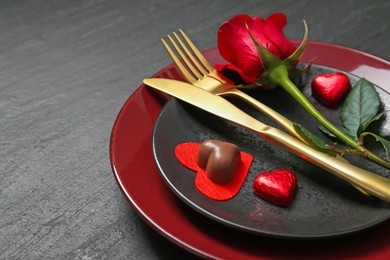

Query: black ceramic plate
[152,64,390,238]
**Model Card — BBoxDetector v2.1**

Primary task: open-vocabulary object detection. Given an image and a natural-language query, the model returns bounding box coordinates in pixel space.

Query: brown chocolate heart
[197,140,241,184]
[175,142,253,200]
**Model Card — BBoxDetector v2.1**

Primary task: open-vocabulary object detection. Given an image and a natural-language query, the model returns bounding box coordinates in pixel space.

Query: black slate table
[1,0,390,259]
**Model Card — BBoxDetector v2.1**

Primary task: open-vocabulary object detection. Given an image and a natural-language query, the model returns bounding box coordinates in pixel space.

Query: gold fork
[161,29,306,143]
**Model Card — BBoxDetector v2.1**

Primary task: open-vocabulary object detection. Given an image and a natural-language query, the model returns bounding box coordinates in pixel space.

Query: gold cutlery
[161,29,306,143]
[161,29,372,196]
[144,77,390,202]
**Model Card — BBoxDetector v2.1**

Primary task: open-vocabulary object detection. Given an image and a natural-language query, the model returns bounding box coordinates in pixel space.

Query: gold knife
[144,78,390,202]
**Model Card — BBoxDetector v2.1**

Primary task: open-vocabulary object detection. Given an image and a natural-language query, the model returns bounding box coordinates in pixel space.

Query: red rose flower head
[216,13,297,85]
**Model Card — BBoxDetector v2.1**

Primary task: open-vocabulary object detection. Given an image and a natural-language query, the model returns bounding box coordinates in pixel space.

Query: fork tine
[179,29,214,73]
[161,38,197,83]
[173,32,209,76]
[167,34,203,80]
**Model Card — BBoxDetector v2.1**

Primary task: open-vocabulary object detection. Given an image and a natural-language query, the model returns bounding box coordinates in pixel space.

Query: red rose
[216,13,297,84]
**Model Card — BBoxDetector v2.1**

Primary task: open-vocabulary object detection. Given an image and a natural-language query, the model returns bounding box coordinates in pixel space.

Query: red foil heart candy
[311,72,351,108]
[175,141,253,201]
[253,168,297,207]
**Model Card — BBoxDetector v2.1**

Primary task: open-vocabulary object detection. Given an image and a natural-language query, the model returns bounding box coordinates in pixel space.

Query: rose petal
[215,63,258,85]
[217,15,264,83]
[263,14,296,59]
[266,13,287,29]
[216,13,297,85]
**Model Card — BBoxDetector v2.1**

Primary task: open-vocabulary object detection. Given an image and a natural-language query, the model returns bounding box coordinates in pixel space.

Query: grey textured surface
[1,0,389,259]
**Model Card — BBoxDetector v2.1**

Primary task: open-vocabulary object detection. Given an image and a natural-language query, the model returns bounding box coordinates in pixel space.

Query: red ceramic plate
[110,42,390,259]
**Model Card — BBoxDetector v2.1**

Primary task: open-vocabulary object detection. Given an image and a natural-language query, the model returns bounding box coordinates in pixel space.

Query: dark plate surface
[110,43,390,259]
[152,64,390,238]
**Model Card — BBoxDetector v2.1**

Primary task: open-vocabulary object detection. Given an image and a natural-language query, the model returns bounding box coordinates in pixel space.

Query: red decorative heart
[175,142,253,201]
[253,169,297,207]
[311,72,351,108]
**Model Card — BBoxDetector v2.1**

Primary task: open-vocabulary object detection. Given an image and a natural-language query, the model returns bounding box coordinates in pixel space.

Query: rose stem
[268,64,390,169]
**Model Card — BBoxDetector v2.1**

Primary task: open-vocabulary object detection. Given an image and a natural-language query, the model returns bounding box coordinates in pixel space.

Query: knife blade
[143,78,390,202]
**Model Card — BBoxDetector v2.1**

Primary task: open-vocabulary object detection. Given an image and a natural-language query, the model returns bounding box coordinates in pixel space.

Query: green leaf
[318,124,355,140]
[360,111,386,132]
[361,132,390,162]
[294,123,337,156]
[318,125,336,138]
[245,23,282,71]
[284,20,308,66]
[318,125,345,139]
[340,78,381,140]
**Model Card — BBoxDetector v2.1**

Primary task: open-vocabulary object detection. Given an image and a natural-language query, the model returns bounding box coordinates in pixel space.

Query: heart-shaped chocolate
[175,141,253,201]
[197,140,241,184]
[311,72,351,108]
[253,168,297,207]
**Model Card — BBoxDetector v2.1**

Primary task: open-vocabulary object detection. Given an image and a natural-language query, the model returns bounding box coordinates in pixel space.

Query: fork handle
[260,125,390,202]
[223,88,306,143]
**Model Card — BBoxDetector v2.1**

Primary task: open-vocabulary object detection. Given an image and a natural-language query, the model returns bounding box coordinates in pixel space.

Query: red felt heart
[311,72,351,108]
[175,142,253,201]
[253,169,297,207]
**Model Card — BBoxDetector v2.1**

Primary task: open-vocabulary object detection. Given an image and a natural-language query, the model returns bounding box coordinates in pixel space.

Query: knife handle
[261,126,390,202]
